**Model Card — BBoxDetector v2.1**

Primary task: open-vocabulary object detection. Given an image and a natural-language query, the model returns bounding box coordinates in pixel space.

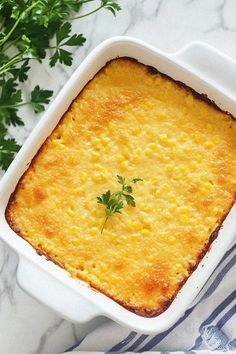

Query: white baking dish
[0,37,236,334]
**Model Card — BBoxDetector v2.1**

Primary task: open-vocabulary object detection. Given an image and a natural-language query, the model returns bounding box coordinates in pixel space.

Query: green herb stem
[2,37,20,53]
[0,102,30,109]
[101,215,109,234]
[0,54,27,75]
[66,5,104,21]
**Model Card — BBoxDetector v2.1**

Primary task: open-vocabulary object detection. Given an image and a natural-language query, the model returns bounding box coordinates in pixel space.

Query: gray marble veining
[0,1,236,353]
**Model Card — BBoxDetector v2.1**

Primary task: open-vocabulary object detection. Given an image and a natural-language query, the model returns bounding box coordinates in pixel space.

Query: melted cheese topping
[7,58,236,316]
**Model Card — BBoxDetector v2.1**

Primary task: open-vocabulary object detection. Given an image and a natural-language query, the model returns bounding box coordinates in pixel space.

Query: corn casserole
[6,58,236,316]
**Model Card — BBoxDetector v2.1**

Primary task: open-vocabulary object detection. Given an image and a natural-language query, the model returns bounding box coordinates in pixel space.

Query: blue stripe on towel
[229,337,236,348]
[126,334,149,352]
[217,304,236,329]
[106,331,137,353]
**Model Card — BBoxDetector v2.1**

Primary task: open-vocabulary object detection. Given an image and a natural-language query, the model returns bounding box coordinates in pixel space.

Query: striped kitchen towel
[64,241,236,353]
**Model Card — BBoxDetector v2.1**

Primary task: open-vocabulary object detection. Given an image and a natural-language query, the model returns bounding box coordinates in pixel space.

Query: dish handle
[171,41,236,100]
[17,256,101,323]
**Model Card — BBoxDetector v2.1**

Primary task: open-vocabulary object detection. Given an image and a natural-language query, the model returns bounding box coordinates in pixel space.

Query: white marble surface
[1,0,236,353]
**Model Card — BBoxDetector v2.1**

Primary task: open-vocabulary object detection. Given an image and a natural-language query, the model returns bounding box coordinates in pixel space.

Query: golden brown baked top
[6,58,236,316]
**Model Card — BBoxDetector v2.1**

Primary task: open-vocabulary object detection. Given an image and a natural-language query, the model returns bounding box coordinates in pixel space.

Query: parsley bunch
[97,175,143,234]
[0,0,121,170]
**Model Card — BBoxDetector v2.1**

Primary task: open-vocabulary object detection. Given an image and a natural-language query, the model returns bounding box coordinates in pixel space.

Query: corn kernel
[179,133,188,143]
[185,174,192,182]
[74,187,83,194]
[204,182,213,190]
[147,255,154,262]
[176,263,183,271]
[168,236,176,244]
[132,127,141,135]
[135,147,142,155]
[206,216,216,226]
[179,206,189,214]
[166,164,174,173]
[101,137,110,146]
[90,138,101,147]
[79,217,86,223]
[50,187,58,194]
[213,207,220,215]
[57,142,65,149]
[144,148,153,156]
[92,173,105,182]
[130,234,138,241]
[91,151,100,162]
[128,222,142,231]
[89,227,98,236]
[205,141,214,149]
[169,194,176,203]
[179,214,189,223]
[55,199,61,207]
[147,142,156,150]
[169,203,177,212]
[168,139,176,147]
[193,133,202,144]
[162,183,170,192]
[71,226,79,234]
[159,133,168,143]
[80,173,88,182]
[143,205,151,212]
[67,209,75,217]
[158,112,166,120]
[189,162,197,171]
[196,154,203,163]
[155,189,161,197]
[108,123,114,133]
[156,206,163,212]
[116,154,125,162]
[119,161,128,171]
[174,173,182,180]
[141,228,150,236]
[163,210,171,219]
[121,149,129,158]
[72,239,80,246]
[179,165,186,173]
[163,156,171,163]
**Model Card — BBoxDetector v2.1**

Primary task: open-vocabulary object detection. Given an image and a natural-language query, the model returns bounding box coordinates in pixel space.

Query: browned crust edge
[5,57,236,318]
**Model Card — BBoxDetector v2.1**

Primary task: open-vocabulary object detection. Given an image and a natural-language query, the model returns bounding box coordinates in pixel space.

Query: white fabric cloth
[63,242,236,353]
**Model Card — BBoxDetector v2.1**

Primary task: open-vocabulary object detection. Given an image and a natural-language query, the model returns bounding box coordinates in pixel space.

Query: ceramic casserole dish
[0,37,236,334]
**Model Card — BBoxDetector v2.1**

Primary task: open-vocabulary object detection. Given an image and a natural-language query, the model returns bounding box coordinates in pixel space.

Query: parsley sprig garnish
[97,175,143,234]
[0,0,121,170]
